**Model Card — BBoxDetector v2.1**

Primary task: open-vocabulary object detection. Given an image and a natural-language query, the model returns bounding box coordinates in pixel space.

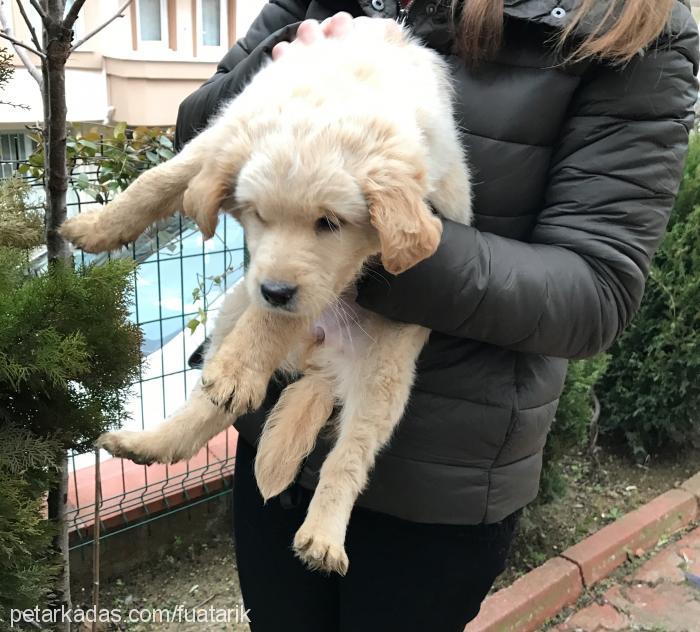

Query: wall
[0,0,271,128]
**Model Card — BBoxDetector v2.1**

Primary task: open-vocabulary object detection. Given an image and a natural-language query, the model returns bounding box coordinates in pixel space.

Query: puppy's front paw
[201,356,268,414]
[96,430,191,465]
[293,523,349,576]
[60,212,126,253]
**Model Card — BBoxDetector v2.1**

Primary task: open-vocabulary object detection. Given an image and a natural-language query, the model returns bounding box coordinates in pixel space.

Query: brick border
[466,472,700,632]
[67,431,238,539]
[466,558,582,632]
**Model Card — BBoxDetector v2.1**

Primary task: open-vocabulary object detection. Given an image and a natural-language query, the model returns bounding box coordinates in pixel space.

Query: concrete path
[555,525,700,631]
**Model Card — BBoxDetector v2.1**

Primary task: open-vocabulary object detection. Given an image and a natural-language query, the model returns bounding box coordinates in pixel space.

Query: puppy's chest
[309,293,379,398]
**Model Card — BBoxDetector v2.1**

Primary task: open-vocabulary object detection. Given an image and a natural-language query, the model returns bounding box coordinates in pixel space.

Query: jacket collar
[354,0,692,40]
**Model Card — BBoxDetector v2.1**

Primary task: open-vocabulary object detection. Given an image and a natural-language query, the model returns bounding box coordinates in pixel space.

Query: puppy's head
[235,128,376,318]
[234,121,441,319]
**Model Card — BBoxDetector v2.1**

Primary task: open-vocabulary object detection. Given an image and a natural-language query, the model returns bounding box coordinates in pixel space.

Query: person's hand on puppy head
[273,13,384,61]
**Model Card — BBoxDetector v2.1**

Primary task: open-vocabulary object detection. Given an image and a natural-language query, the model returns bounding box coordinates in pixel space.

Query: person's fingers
[296,19,322,45]
[271,40,290,61]
[323,12,354,38]
[274,11,355,61]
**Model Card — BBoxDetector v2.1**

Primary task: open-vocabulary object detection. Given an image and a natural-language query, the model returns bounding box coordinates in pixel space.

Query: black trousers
[232,437,519,632]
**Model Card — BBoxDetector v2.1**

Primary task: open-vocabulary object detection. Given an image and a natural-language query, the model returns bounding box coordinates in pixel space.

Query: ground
[73,535,249,631]
[75,447,699,630]
[490,447,698,591]
[549,522,700,631]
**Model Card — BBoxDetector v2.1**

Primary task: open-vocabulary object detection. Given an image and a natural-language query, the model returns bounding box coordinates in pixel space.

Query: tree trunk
[43,14,71,264]
[46,455,71,631]
[43,6,74,630]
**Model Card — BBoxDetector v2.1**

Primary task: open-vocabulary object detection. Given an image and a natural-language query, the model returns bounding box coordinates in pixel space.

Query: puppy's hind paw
[60,212,127,253]
[96,430,189,466]
[293,525,349,576]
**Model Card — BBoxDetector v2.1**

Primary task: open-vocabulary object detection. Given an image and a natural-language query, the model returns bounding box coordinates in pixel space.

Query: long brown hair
[454,0,676,64]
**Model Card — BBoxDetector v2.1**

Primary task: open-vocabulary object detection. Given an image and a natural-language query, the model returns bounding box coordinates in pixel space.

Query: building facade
[0,0,266,165]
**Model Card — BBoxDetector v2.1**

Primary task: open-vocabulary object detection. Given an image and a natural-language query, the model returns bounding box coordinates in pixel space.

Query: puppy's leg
[255,372,335,500]
[60,113,253,252]
[204,277,252,359]
[201,307,306,415]
[96,278,250,464]
[293,323,430,575]
[60,151,203,253]
[97,385,232,464]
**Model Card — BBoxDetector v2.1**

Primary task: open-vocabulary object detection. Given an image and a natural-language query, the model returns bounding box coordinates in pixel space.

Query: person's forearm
[356,219,651,359]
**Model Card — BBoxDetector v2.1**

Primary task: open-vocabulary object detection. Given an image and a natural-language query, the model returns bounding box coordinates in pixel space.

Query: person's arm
[357,16,699,360]
[175,0,311,149]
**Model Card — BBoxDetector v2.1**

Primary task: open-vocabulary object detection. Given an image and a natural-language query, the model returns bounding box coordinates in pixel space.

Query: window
[197,0,227,50]
[0,133,33,179]
[201,0,221,46]
[137,0,167,44]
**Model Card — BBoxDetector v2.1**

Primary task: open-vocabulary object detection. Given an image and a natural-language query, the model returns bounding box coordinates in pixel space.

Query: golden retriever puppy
[60,18,472,574]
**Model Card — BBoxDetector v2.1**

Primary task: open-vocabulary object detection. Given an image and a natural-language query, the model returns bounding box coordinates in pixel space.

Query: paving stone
[632,547,687,585]
[604,581,700,631]
[632,527,700,585]
[556,603,629,631]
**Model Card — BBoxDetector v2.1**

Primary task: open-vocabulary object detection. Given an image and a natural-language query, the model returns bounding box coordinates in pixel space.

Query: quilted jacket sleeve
[175,0,310,149]
[357,16,699,360]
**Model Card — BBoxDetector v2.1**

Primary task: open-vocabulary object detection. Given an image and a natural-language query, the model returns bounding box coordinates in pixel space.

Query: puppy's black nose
[260,281,298,307]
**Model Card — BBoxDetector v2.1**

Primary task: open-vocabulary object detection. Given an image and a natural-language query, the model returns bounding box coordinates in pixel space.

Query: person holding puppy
[176,2,698,631]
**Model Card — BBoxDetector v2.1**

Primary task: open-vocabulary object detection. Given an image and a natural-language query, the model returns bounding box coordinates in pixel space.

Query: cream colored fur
[61,19,472,575]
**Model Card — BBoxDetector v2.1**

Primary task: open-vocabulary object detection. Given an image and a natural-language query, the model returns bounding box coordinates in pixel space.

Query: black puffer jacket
[176,0,699,524]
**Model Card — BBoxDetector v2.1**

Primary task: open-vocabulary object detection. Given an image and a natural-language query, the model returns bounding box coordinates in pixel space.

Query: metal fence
[2,139,245,550]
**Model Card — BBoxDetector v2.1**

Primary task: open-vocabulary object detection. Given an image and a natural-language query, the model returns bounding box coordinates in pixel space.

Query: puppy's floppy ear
[182,137,252,240]
[182,167,230,240]
[365,181,442,276]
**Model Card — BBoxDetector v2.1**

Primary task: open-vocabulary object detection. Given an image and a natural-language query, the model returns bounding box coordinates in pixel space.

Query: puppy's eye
[315,216,340,233]
[252,209,266,224]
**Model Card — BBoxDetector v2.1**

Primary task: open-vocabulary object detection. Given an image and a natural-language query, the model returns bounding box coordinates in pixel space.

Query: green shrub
[540,356,608,501]
[0,424,61,626]
[0,175,142,621]
[598,134,700,458]
[0,259,143,451]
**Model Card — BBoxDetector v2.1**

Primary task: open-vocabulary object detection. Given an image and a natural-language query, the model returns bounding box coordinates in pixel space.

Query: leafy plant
[0,175,142,621]
[187,264,242,334]
[598,192,700,458]
[0,442,61,626]
[0,259,143,451]
[19,123,175,204]
[0,176,43,249]
[540,355,609,501]
[0,47,27,110]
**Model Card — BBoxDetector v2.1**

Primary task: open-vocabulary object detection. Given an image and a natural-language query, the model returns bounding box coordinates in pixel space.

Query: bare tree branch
[16,0,42,51]
[70,0,133,53]
[28,0,46,20]
[0,0,45,86]
[0,29,45,57]
[62,0,85,29]
[0,99,30,109]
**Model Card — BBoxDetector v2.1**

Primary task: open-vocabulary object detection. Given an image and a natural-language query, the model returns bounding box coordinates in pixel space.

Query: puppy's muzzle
[260,281,298,309]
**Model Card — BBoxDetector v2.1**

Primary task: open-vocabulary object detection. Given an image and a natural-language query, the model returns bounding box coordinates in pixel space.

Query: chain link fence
[1,134,244,550]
